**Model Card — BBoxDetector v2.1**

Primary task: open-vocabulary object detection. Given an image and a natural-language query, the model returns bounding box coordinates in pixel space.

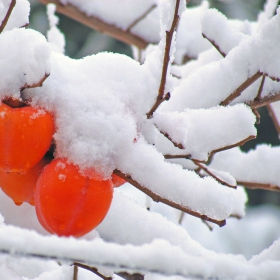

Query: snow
[0,0,280,279]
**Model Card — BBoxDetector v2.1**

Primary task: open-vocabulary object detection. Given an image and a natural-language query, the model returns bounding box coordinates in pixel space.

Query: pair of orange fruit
[0,101,125,237]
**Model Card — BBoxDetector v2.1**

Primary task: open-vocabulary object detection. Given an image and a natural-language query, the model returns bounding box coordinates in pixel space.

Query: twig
[267,104,280,136]
[255,74,267,101]
[113,169,226,227]
[20,73,50,91]
[73,263,112,280]
[73,265,78,280]
[0,0,16,33]
[201,219,213,231]
[74,262,144,280]
[238,181,280,192]
[164,135,255,162]
[220,71,263,106]
[248,92,280,109]
[146,0,181,119]
[192,160,236,189]
[159,128,185,149]
[202,33,226,57]
[208,135,256,159]
[127,4,157,31]
[37,0,150,49]
[178,212,184,224]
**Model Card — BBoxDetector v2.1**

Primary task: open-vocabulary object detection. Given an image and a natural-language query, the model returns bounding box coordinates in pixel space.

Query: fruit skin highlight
[0,156,51,206]
[0,102,55,172]
[34,158,113,237]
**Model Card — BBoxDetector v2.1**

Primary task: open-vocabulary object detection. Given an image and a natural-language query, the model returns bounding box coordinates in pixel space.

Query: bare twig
[146,0,181,119]
[127,4,157,31]
[201,219,213,231]
[238,181,280,192]
[267,104,280,136]
[20,73,50,91]
[159,128,185,149]
[192,160,236,189]
[164,135,255,162]
[73,265,78,280]
[0,0,16,33]
[248,92,280,109]
[220,72,263,106]
[255,74,267,101]
[73,263,112,280]
[73,262,144,280]
[113,169,226,227]
[202,33,226,57]
[37,0,150,48]
[209,135,256,159]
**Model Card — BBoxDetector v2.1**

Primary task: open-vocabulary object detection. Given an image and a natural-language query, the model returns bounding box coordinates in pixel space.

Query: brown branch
[20,73,50,91]
[127,4,157,31]
[73,263,113,280]
[255,74,267,101]
[37,0,150,49]
[220,71,263,106]
[73,265,78,280]
[159,128,185,149]
[192,160,236,189]
[73,262,144,280]
[113,169,226,227]
[267,104,280,136]
[248,92,280,109]
[0,0,16,33]
[209,135,256,158]
[202,33,226,57]
[164,135,255,162]
[146,0,181,119]
[238,181,280,192]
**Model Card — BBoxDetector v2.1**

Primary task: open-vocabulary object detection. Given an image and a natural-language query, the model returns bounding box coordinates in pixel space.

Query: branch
[158,128,185,149]
[0,0,16,33]
[127,4,157,31]
[73,263,113,280]
[202,33,226,57]
[238,181,280,192]
[164,135,255,162]
[255,74,267,101]
[113,169,226,227]
[208,135,256,158]
[192,160,237,189]
[37,0,150,49]
[247,92,280,109]
[20,73,50,91]
[146,0,181,119]
[220,71,263,106]
[267,104,280,136]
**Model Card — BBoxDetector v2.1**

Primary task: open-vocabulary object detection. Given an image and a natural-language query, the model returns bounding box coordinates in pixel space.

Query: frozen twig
[238,181,280,192]
[255,74,267,101]
[73,263,113,280]
[192,160,237,189]
[208,135,256,159]
[73,265,78,280]
[164,135,255,162]
[220,71,263,106]
[158,128,185,149]
[202,33,226,57]
[20,73,50,91]
[248,92,280,109]
[266,104,280,136]
[146,0,181,119]
[37,0,149,48]
[113,169,226,227]
[0,0,16,33]
[127,4,157,31]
